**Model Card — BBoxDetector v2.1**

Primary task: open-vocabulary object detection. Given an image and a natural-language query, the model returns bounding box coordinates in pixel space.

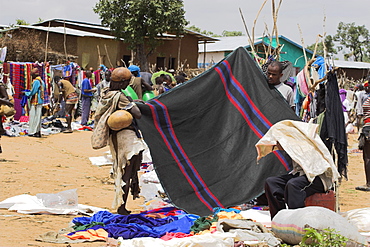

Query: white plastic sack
[239,209,272,228]
[118,232,236,247]
[0,194,106,215]
[346,123,355,134]
[36,189,78,208]
[272,206,366,245]
[342,207,370,232]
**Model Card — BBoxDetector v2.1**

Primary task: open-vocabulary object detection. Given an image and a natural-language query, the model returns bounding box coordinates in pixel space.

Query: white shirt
[356,90,368,115]
[274,83,294,107]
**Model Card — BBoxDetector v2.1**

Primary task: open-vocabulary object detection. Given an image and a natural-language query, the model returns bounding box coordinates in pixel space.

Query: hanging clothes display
[319,72,348,178]
[3,62,50,102]
[2,62,52,119]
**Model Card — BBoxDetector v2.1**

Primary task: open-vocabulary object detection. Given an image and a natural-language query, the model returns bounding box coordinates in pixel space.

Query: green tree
[94,0,188,71]
[186,25,201,33]
[307,35,337,57]
[222,30,243,37]
[334,22,370,61]
[15,19,29,25]
[186,25,221,37]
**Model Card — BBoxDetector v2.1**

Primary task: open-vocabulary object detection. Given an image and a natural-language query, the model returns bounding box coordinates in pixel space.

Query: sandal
[63,129,73,133]
[355,185,370,191]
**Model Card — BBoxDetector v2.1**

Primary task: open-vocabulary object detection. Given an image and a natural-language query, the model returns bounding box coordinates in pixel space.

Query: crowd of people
[1,59,370,219]
[0,64,190,214]
[264,61,370,218]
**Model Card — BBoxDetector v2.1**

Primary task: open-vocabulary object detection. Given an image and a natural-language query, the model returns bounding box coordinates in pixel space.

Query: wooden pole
[104,44,114,68]
[97,45,102,66]
[130,50,134,67]
[252,0,268,48]
[63,20,68,62]
[177,38,182,71]
[322,14,328,75]
[44,21,51,63]
[203,42,207,71]
[239,8,255,55]
[274,0,283,60]
[297,24,308,66]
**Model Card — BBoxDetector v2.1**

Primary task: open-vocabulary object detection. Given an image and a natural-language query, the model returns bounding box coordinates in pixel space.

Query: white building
[198,36,250,68]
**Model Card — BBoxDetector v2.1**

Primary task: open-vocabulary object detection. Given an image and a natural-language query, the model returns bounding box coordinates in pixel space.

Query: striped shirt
[363,96,370,127]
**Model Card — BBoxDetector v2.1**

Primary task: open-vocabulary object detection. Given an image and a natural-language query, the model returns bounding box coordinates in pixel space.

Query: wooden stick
[44,21,51,63]
[309,67,338,91]
[322,14,328,75]
[252,0,268,48]
[311,34,322,59]
[130,50,134,66]
[97,45,102,66]
[177,38,182,71]
[121,59,127,68]
[310,75,327,91]
[63,20,68,62]
[274,0,283,60]
[239,8,255,55]
[104,44,114,68]
[297,24,308,66]
[263,23,271,59]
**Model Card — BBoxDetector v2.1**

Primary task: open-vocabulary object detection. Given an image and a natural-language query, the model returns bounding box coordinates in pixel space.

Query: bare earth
[0,131,369,247]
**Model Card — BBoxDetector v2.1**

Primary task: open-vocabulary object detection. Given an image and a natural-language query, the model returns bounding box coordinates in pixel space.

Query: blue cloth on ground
[104,214,195,239]
[72,210,119,225]
[70,209,198,239]
[213,207,241,216]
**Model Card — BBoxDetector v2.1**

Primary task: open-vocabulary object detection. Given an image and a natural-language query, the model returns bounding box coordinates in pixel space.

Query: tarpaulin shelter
[137,47,299,215]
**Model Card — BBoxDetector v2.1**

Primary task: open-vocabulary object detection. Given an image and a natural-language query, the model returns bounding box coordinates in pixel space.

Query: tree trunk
[136,44,149,72]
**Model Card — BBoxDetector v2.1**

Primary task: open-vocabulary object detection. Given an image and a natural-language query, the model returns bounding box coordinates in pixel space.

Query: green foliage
[334,22,370,61]
[186,25,242,37]
[222,30,243,37]
[307,35,337,56]
[186,25,201,33]
[278,244,291,247]
[15,19,29,25]
[94,0,188,51]
[186,25,220,37]
[300,227,348,247]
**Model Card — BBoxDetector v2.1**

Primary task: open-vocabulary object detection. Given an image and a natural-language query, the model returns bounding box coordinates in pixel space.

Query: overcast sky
[1,0,369,53]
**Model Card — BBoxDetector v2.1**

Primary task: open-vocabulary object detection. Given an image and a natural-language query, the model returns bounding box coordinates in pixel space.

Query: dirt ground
[0,131,369,247]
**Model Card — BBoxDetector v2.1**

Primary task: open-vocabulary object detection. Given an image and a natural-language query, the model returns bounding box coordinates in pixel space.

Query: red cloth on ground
[160,232,193,241]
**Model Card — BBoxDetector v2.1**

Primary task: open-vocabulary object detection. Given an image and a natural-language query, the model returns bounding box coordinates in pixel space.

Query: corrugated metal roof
[11,25,180,40]
[0,25,118,39]
[183,29,219,43]
[329,60,370,69]
[200,35,314,55]
[35,18,218,43]
[34,18,110,31]
[198,36,249,52]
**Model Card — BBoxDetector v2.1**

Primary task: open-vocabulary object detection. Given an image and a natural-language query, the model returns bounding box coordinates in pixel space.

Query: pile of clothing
[39,206,280,246]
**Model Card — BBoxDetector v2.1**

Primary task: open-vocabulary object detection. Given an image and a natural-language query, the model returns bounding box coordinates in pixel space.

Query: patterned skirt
[66,92,78,104]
